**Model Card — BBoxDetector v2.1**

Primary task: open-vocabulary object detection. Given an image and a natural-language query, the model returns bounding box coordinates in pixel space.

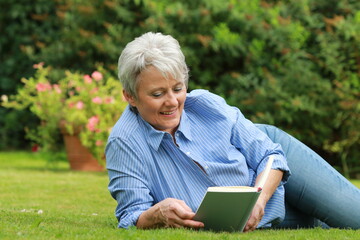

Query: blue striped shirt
[106,89,290,229]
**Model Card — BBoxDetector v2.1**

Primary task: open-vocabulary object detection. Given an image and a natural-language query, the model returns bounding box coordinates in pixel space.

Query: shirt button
[186,152,191,155]
[204,166,209,170]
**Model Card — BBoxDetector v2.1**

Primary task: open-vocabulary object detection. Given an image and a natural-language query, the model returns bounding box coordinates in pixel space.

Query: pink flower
[95,140,103,146]
[91,71,103,81]
[36,82,52,92]
[87,116,99,132]
[92,96,102,104]
[104,96,114,104]
[33,62,45,69]
[68,102,75,108]
[76,101,84,109]
[84,74,92,84]
[53,84,62,94]
[90,88,99,94]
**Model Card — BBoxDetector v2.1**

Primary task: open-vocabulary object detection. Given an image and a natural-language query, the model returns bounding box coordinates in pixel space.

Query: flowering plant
[2,63,127,165]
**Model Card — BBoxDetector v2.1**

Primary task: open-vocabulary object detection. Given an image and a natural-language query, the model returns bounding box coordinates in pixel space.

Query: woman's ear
[123,90,136,107]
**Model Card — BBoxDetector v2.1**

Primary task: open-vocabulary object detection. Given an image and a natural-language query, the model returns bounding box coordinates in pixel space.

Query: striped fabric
[106,89,290,229]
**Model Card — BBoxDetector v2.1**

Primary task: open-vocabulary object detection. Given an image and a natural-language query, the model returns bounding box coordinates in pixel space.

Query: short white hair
[118,32,189,98]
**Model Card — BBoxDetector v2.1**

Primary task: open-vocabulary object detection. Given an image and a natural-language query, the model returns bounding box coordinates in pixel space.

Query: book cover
[193,156,274,232]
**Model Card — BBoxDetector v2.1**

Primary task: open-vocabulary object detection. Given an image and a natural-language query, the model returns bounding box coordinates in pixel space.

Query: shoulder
[108,105,141,143]
[185,89,238,118]
[185,89,226,106]
[106,106,147,166]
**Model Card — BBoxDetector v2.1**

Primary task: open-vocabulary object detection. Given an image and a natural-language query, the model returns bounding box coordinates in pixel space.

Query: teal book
[193,156,274,232]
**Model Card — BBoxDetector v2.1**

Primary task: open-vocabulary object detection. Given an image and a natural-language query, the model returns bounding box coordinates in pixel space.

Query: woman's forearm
[255,169,284,207]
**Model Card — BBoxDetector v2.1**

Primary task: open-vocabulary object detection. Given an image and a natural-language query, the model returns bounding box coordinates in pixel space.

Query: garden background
[1,0,359,177]
[2,0,360,177]
[0,0,360,239]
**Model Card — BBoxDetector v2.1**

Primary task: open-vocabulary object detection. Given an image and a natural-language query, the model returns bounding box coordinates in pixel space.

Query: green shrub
[1,0,359,177]
[0,0,60,149]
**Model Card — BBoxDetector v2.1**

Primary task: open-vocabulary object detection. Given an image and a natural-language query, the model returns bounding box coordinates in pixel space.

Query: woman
[106,32,360,231]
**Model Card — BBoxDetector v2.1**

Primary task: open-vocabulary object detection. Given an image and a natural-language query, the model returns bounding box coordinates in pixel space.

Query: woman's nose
[165,92,178,106]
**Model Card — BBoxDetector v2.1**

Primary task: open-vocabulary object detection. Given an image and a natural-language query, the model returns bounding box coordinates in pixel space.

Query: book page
[207,186,257,192]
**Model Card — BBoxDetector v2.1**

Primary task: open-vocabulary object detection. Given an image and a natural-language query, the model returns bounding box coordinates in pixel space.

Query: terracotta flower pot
[60,121,104,171]
[62,134,104,171]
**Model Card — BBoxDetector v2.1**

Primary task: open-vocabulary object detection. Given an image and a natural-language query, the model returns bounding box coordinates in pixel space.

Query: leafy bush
[0,0,359,176]
[2,64,127,164]
[0,0,60,149]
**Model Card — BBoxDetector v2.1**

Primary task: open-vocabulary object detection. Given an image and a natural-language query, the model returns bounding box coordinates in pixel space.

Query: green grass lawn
[0,151,359,240]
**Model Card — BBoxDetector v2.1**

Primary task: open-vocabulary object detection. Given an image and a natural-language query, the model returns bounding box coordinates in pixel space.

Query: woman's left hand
[243,199,265,232]
[243,169,284,232]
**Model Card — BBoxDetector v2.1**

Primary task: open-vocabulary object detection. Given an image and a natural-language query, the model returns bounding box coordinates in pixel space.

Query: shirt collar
[137,109,193,151]
[177,110,193,141]
[137,115,166,151]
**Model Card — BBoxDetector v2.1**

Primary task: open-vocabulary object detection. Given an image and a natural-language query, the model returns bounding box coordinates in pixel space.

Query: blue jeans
[256,124,360,229]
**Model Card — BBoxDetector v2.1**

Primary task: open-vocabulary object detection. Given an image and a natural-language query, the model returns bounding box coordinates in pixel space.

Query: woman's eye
[152,92,162,97]
[174,87,183,92]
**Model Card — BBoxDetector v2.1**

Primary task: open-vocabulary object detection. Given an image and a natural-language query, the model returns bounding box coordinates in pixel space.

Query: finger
[243,215,259,232]
[182,219,205,229]
[170,206,203,228]
[244,224,256,232]
[245,218,262,232]
[172,201,195,220]
[162,212,184,228]
[161,203,192,226]
[169,217,204,229]
[167,214,197,228]
[160,199,200,228]
[171,222,184,228]
[177,200,194,213]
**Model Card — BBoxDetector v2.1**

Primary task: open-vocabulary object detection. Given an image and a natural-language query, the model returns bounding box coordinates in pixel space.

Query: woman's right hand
[136,198,204,229]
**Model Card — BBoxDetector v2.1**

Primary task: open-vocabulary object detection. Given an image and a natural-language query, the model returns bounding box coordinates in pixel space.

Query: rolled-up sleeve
[229,106,290,185]
[106,138,153,228]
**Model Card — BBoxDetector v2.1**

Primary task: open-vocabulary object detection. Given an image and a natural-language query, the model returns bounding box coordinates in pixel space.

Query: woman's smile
[160,109,177,116]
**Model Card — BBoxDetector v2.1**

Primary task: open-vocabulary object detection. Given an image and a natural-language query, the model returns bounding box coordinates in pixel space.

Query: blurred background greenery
[0,0,359,178]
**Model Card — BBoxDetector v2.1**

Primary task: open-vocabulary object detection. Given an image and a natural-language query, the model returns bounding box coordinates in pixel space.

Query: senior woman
[106,32,360,231]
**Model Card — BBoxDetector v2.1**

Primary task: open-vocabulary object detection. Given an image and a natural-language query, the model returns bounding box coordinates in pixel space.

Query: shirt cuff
[118,210,144,229]
[256,155,291,185]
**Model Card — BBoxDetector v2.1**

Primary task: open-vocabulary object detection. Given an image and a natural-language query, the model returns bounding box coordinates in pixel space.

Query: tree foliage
[1,0,359,176]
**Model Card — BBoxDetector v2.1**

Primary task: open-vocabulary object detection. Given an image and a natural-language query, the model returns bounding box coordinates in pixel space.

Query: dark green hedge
[1,0,359,177]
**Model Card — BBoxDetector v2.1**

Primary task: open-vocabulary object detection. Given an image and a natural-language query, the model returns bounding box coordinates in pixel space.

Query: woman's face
[124,66,187,136]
